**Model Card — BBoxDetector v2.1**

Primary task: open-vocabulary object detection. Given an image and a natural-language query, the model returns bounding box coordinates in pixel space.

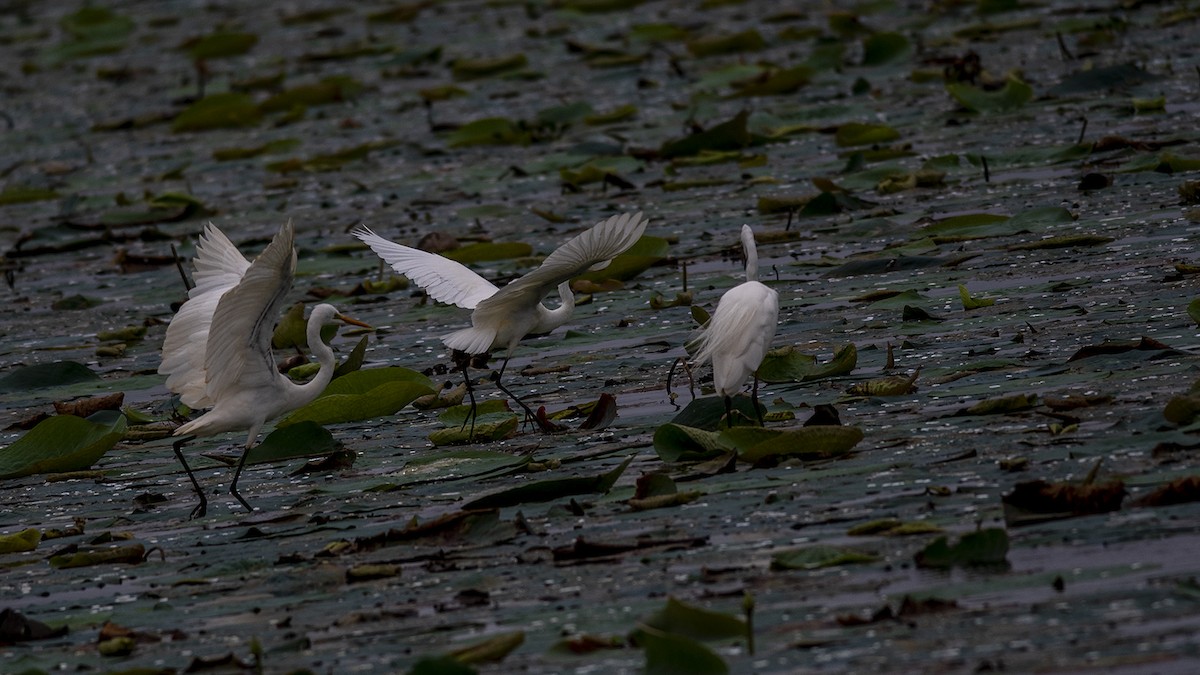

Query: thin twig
[981,155,990,183]
[1055,32,1074,61]
[171,243,192,292]
[1076,117,1088,146]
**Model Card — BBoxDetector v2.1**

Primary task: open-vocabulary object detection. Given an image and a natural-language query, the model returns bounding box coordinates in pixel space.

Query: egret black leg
[172,436,207,519]
[752,375,765,426]
[491,357,539,426]
[724,395,734,429]
[229,447,254,513]
[459,359,477,440]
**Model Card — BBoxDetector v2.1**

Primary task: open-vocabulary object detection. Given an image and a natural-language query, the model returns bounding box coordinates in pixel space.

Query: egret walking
[691,224,779,427]
[158,221,367,517]
[353,212,648,434]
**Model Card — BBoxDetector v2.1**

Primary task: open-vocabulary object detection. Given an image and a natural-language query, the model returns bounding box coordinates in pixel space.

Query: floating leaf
[452,54,528,80]
[958,284,995,309]
[448,117,530,147]
[212,138,300,161]
[48,543,145,569]
[448,631,525,665]
[278,368,434,427]
[686,29,766,57]
[757,344,856,384]
[44,6,134,64]
[653,423,728,463]
[172,93,262,132]
[637,596,747,643]
[1007,234,1114,250]
[835,122,901,147]
[0,411,126,480]
[639,625,728,675]
[574,235,668,284]
[0,186,60,205]
[183,31,258,60]
[443,241,533,264]
[260,76,363,113]
[728,65,813,97]
[244,421,339,465]
[725,425,864,464]
[958,393,1037,416]
[771,545,878,570]
[1002,479,1127,526]
[0,528,41,554]
[428,414,519,446]
[664,394,763,432]
[462,455,633,509]
[862,32,910,65]
[584,104,637,125]
[914,528,1009,568]
[660,111,751,159]
[946,76,1034,112]
[0,361,100,393]
[846,370,919,396]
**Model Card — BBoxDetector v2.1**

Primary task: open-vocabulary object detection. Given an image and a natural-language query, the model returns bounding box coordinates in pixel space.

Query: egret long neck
[292,315,338,405]
[742,227,759,281]
[536,281,576,332]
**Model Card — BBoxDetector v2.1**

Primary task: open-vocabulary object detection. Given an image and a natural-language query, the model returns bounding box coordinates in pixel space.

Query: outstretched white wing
[201,221,297,405]
[352,226,498,309]
[159,222,253,408]
[474,211,648,314]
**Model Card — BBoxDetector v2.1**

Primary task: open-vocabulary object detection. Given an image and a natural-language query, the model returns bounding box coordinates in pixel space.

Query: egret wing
[475,211,648,313]
[159,223,255,408]
[353,226,497,309]
[201,222,298,404]
[693,281,779,394]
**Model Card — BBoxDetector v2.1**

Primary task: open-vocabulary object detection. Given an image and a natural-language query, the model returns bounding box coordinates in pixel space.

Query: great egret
[691,224,779,428]
[158,221,367,518]
[353,211,648,435]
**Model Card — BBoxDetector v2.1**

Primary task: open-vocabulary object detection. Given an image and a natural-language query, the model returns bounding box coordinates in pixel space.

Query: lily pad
[0,361,100,393]
[172,93,262,132]
[278,367,434,427]
[0,411,127,480]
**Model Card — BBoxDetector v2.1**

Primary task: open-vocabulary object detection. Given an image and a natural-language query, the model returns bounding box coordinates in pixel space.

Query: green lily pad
[757,344,856,384]
[244,421,338,465]
[172,93,262,132]
[462,455,633,509]
[278,367,434,427]
[862,32,910,65]
[947,76,1034,112]
[686,29,765,58]
[835,122,901,147]
[771,545,878,570]
[660,111,751,159]
[724,425,864,464]
[0,361,100,393]
[639,626,728,675]
[448,118,530,147]
[452,53,528,80]
[0,411,127,480]
[0,186,60,205]
[260,76,363,113]
[914,528,1010,568]
[183,31,258,60]
[574,235,668,284]
[636,596,748,643]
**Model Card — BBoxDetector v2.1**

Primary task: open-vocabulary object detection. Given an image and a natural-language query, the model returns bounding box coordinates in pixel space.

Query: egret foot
[172,436,208,519]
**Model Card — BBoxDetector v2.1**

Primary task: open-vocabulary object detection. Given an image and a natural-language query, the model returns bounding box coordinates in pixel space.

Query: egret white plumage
[691,224,779,427]
[158,221,367,517]
[353,211,648,435]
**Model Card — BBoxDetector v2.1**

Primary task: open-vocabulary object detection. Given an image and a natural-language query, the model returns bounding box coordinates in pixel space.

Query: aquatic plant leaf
[278,368,434,427]
[443,241,533,264]
[660,111,751,159]
[584,104,638,125]
[652,424,728,463]
[428,410,519,445]
[835,122,901,147]
[333,336,369,378]
[914,528,1009,568]
[0,361,100,393]
[728,425,864,464]
[244,421,338,464]
[958,284,994,309]
[44,6,134,63]
[0,528,41,554]
[409,656,478,675]
[666,395,763,432]
[636,596,747,643]
[448,118,530,147]
[957,393,1037,415]
[728,65,813,97]
[48,544,145,569]
[0,411,126,480]
[172,93,262,132]
[574,235,668,284]
[260,76,363,113]
[0,186,60,205]
[686,29,766,57]
[757,344,856,384]
[862,32,910,65]
[184,31,258,60]
[639,626,729,675]
[452,53,528,80]
[771,545,877,570]
[1002,479,1127,526]
[395,449,530,485]
[462,455,633,509]
[946,76,1033,112]
[448,631,525,665]
[213,138,300,161]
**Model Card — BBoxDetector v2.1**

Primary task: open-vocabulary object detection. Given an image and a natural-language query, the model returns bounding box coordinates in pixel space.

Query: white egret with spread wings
[353,211,648,435]
[158,221,367,517]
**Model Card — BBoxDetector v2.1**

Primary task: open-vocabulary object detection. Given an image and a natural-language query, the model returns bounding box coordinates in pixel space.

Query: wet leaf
[725,425,864,464]
[394,449,530,485]
[628,473,702,510]
[573,235,668,284]
[771,545,878,570]
[443,241,533,264]
[757,344,856,384]
[958,284,994,309]
[278,367,434,427]
[212,138,301,161]
[463,455,633,509]
[183,31,258,60]
[43,6,134,64]
[0,361,100,393]
[728,65,813,98]
[653,423,727,462]
[846,370,919,396]
[52,294,103,310]
[172,93,262,132]
[861,32,910,65]
[0,528,41,554]
[53,392,124,418]
[835,122,901,147]
[48,543,145,568]
[1135,476,1200,507]
[448,117,530,147]
[260,76,364,113]
[636,596,747,643]
[1007,234,1114,250]
[660,111,751,159]
[244,421,338,465]
[946,76,1034,112]
[409,656,477,675]
[914,528,1009,568]
[638,625,728,675]
[0,411,126,480]
[579,392,618,430]
[0,609,68,642]
[448,630,525,665]
[332,336,369,378]
[1002,479,1127,526]
[958,393,1037,416]
[452,54,528,80]
[585,104,638,125]
[686,29,765,57]
[0,185,60,205]
[1067,336,1178,362]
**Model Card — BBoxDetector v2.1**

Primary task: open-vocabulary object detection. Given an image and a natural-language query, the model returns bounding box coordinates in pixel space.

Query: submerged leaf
[463,455,633,509]
[915,528,1009,568]
[0,361,100,393]
[771,545,877,570]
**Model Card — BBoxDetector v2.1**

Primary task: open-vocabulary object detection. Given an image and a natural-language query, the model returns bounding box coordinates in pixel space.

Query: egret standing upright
[158,221,367,517]
[691,224,779,427]
[353,211,648,434]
